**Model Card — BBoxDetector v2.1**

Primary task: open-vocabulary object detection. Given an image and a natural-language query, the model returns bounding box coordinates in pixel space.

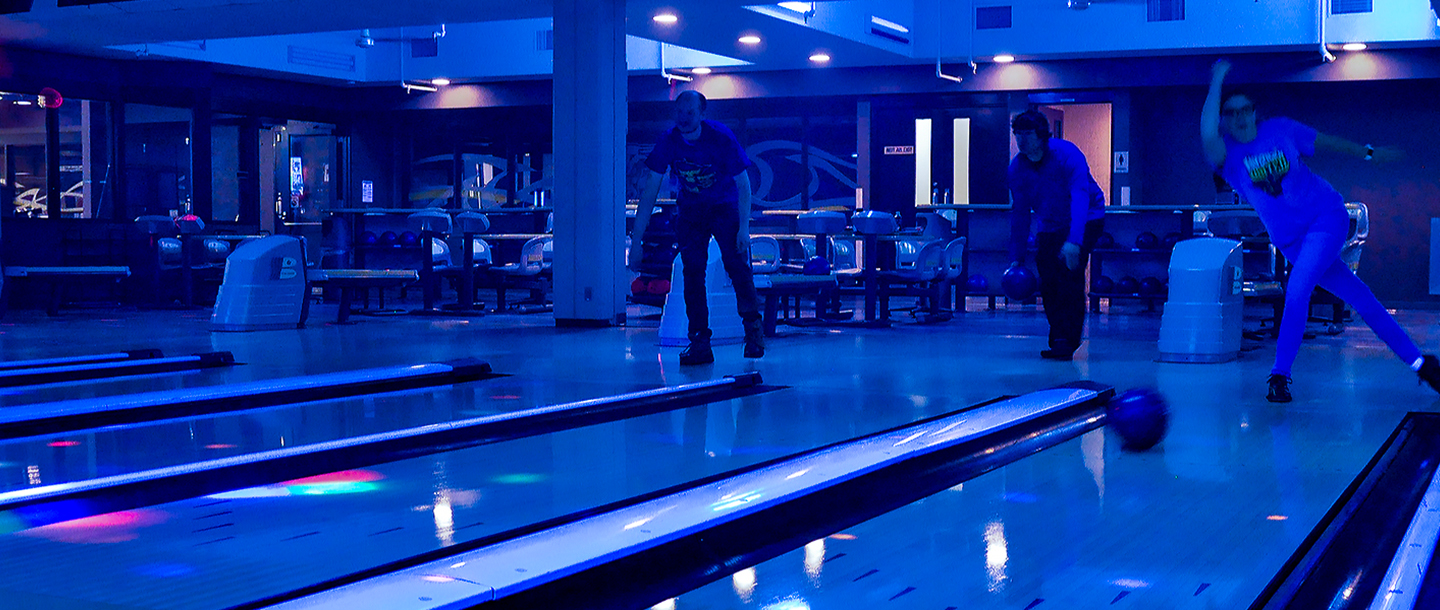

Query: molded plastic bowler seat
[851,210,898,235]
[795,210,848,236]
[750,236,781,274]
[408,209,453,236]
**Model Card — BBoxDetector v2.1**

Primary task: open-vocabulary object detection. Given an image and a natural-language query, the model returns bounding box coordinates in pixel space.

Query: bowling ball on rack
[1135,231,1159,250]
[631,277,650,295]
[1096,232,1116,249]
[1093,276,1115,293]
[1139,277,1165,296]
[1001,266,1039,300]
[965,274,989,294]
[803,256,831,275]
[648,279,671,295]
[1107,387,1170,451]
[1162,232,1183,250]
[379,231,398,246]
[1117,276,1140,294]
[399,231,420,247]
[361,231,379,246]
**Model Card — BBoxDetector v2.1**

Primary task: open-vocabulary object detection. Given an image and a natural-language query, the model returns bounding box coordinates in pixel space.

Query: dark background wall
[1133,78,1440,303]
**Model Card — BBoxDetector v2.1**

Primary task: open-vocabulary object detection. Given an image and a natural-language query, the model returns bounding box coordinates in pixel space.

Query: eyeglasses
[1221,105,1255,118]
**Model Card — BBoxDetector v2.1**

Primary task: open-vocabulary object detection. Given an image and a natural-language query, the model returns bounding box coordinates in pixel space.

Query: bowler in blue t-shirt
[1204,58,1440,402]
[630,91,763,365]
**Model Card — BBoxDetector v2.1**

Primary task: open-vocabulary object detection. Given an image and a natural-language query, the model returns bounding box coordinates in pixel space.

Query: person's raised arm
[628,170,664,271]
[1314,132,1404,163]
[1202,59,1230,169]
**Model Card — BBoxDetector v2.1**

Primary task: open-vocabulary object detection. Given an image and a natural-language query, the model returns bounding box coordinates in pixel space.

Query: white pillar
[552,0,627,326]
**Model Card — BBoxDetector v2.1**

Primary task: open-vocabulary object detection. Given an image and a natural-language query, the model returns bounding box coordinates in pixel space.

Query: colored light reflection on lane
[17,508,169,544]
[47,440,81,448]
[208,469,386,500]
[204,444,237,450]
[827,533,856,540]
[491,473,546,485]
[489,395,522,400]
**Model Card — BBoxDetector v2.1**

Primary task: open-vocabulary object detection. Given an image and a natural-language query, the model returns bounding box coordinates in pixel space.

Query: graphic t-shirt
[1219,117,1344,249]
[644,120,751,206]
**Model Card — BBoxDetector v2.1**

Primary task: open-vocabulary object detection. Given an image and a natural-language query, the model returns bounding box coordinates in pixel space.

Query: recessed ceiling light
[809,53,831,63]
[692,67,712,75]
[778,1,811,12]
[994,54,1016,63]
[1341,42,1367,52]
[739,35,762,45]
[14,100,32,106]
[431,77,451,86]
[653,13,678,24]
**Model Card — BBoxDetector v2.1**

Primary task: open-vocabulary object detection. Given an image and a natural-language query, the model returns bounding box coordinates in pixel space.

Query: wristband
[1364,144,1375,161]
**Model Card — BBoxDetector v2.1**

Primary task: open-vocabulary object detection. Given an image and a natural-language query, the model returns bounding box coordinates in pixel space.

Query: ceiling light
[692,67,712,75]
[14,100,31,106]
[739,35,762,45]
[778,2,811,12]
[1341,42,1367,52]
[431,77,451,86]
[994,54,1016,63]
[809,53,831,63]
[653,13,678,24]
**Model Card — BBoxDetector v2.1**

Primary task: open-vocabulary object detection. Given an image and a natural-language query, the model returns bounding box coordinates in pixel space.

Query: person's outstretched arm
[1314,132,1404,162]
[1201,59,1230,169]
[628,170,664,271]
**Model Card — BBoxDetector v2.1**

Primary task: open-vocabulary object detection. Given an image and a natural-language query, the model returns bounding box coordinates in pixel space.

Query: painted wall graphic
[745,139,859,210]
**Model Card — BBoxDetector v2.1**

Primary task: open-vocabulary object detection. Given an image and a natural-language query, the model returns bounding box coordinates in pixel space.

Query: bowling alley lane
[0,386,974,610]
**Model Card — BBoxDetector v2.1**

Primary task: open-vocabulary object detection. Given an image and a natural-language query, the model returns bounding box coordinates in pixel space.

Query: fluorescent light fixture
[14,100,32,106]
[870,16,910,33]
[809,53,831,63]
[1341,42,1367,52]
[692,67,712,75]
[994,54,1016,63]
[739,34,762,44]
[431,77,451,86]
[653,13,678,24]
[404,82,438,93]
[778,1,811,12]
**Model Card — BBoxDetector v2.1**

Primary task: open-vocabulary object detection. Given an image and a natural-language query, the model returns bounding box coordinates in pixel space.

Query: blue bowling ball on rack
[1135,231,1159,250]
[379,231,399,246]
[966,274,989,294]
[1001,266,1039,300]
[1117,276,1140,295]
[803,256,831,275]
[1108,387,1170,451]
[361,231,378,246]
[1094,276,1115,293]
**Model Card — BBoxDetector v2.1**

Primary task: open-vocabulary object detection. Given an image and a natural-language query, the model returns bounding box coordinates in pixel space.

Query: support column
[553,0,626,326]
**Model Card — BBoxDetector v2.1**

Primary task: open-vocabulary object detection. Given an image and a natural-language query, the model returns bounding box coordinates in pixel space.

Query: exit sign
[883,146,915,155]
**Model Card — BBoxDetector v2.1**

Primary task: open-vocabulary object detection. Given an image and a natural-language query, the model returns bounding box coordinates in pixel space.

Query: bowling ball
[1162,232,1183,250]
[1096,232,1116,249]
[399,231,420,247]
[803,255,831,275]
[631,277,649,295]
[648,278,671,295]
[39,87,62,109]
[1001,266,1039,300]
[361,231,379,246]
[1107,387,1170,451]
[1117,276,1140,294]
[1139,277,1165,296]
[1093,276,1115,293]
[204,239,231,264]
[1135,231,1159,250]
[966,274,989,294]
[379,231,398,246]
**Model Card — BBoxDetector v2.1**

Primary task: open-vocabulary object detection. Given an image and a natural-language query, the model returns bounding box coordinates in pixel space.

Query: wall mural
[624,139,859,210]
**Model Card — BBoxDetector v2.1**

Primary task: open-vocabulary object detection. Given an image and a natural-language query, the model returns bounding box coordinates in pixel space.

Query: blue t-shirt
[644,120,751,206]
[1007,138,1106,262]
[1219,117,1344,249]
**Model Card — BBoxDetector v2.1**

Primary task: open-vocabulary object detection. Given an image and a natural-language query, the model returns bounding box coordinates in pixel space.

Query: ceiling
[0,0,1436,85]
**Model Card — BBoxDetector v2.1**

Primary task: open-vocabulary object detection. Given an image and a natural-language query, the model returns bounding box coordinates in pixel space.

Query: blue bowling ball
[1135,231,1159,250]
[379,231,399,246]
[966,274,989,294]
[1108,387,1170,451]
[1162,232,1183,250]
[803,255,831,275]
[399,231,420,247]
[1001,266,1039,300]
[361,231,379,246]
[1093,276,1115,293]
[1117,276,1140,295]
[1096,232,1116,249]
[1139,276,1166,296]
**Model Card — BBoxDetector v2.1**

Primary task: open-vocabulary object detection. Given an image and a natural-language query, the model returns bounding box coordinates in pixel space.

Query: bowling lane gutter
[0,358,500,438]
[0,351,235,389]
[0,348,164,372]
[0,372,772,530]
[1250,412,1440,610]
[261,381,1115,610]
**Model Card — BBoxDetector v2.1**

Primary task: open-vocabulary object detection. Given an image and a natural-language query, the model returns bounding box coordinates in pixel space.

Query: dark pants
[676,201,760,340]
[1035,219,1104,352]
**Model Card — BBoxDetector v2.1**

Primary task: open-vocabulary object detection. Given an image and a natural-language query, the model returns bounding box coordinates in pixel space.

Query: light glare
[653,13,678,24]
[994,54,1016,63]
[739,35,762,45]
